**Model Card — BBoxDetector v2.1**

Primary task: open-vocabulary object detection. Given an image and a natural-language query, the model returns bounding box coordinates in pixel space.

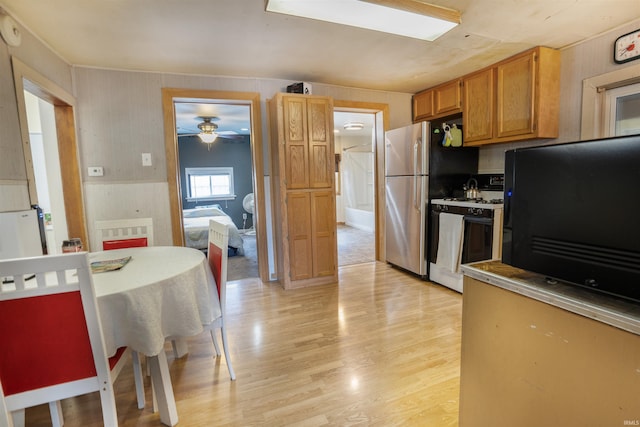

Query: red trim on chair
[209,241,223,298]
[108,347,128,369]
[103,237,148,250]
[0,292,97,396]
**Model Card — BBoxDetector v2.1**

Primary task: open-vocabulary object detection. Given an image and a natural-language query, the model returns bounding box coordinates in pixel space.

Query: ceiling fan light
[199,132,218,143]
[198,122,217,134]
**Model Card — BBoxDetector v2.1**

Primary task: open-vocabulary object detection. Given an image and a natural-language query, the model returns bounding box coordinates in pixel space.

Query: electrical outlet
[242,213,248,220]
[88,166,104,176]
[142,153,152,166]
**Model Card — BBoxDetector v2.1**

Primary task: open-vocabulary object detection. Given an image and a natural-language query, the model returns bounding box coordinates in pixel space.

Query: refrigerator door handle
[413,139,420,210]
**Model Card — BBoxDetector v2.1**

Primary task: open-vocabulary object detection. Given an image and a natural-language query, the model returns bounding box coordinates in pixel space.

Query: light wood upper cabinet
[495,52,536,138]
[413,79,462,122]
[434,79,462,116]
[307,98,333,188]
[463,46,560,146]
[282,95,333,189]
[268,93,338,289]
[282,96,309,189]
[413,89,434,121]
[463,68,495,143]
[414,46,560,145]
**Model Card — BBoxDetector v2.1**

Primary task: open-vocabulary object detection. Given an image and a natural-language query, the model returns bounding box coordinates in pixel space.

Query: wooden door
[307,98,333,189]
[311,190,336,277]
[496,51,536,138]
[286,191,312,280]
[463,68,495,143]
[283,96,309,189]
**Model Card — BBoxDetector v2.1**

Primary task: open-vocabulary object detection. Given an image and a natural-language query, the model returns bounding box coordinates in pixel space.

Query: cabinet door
[307,98,333,189]
[496,51,535,138]
[283,96,309,189]
[311,190,336,277]
[413,90,434,121]
[463,68,494,143]
[287,191,312,280]
[434,80,462,115]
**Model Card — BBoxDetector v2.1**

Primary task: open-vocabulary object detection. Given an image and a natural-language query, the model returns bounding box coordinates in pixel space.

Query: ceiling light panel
[266,0,459,41]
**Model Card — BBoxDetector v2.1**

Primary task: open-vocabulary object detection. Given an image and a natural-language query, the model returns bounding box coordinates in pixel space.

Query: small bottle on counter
[62,238,83,253]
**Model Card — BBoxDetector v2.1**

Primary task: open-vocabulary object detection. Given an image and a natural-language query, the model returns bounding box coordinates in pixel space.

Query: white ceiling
[2,0,639,134]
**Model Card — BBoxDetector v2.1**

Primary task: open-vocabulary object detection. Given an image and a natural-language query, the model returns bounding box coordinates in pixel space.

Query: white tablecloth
[90,246,221,357]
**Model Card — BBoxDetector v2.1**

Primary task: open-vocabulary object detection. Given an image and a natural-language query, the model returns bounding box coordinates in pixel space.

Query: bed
[182,205,244,255]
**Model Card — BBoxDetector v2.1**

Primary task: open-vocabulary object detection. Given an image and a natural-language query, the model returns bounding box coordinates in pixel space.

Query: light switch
[88,166,104,176]
[142,153,152,166]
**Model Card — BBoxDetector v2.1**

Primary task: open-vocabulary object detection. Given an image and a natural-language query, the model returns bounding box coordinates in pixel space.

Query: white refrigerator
[0,209,44,261]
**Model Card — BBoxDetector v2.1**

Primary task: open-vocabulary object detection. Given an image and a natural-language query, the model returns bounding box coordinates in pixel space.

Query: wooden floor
[26,262,463,426]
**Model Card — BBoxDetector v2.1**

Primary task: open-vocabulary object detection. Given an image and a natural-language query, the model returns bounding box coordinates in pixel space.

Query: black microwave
[502,134,640,302]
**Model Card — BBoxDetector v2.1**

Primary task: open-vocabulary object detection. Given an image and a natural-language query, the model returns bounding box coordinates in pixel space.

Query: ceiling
[2,1,638,136]
[2,1,639,94]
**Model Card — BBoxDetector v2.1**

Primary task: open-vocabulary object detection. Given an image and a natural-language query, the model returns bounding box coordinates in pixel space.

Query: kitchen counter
[459,261,640,426]
[461,260,640,335]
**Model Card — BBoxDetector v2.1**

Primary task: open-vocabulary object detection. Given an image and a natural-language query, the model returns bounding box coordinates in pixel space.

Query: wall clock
[614,28,640,64]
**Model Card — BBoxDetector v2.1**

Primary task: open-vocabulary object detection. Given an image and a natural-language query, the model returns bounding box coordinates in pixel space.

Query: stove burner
[443,197,503,204]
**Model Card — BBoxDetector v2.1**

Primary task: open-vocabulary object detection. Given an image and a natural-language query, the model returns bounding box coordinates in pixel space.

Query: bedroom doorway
[162,89,267,282]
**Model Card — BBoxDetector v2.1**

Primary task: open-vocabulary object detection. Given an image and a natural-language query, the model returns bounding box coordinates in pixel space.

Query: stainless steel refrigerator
[384,121,478,277]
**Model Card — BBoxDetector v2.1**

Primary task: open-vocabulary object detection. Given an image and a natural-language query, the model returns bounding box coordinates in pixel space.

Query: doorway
[333,101,389,264]
[334,110,376,266]
[174,101,257,281]
[161,89,268,282]
[12,58,88,250]
[23,91,69,254]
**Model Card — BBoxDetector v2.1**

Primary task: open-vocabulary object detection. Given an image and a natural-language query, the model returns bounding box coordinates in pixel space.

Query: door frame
[162,88,268,281]
[11,57,88,249]
[334,100,389,261]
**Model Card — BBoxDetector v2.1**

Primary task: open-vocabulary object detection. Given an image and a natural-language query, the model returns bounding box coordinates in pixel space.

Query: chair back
[208,219,229,314]
[0,253,118,424]
[95,218,153,251]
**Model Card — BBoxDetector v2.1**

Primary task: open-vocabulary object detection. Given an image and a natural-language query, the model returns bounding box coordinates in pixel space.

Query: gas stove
[443,197,504,204]
[431,198,504,211]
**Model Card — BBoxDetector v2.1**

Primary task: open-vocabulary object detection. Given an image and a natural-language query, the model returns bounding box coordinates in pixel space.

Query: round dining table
[89,245,221,426]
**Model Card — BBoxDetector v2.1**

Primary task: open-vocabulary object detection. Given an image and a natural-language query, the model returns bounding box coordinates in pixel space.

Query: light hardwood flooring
[25,262,462,426]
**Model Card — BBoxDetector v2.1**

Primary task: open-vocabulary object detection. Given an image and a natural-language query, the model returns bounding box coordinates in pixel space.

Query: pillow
[183,207,226,218]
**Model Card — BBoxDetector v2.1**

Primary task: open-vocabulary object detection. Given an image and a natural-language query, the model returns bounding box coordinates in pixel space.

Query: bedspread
[183,206,244,254]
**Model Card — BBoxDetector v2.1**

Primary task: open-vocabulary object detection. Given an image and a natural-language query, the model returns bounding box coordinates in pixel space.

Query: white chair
[0,253,141,426]
[204,218,236,380]
[171,218,236,380]
[95,218,154,251]
[95,218,153,409]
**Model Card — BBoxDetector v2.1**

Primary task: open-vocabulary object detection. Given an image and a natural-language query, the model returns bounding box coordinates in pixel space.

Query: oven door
[462,216,493,264]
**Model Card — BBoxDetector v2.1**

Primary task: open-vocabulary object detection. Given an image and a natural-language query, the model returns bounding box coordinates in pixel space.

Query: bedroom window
[185,167,236,201]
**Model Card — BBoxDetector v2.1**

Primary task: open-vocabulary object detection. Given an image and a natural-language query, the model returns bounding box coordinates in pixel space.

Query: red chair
[0,253,136,426]
[94,218,154,251]
[204,218,236,380]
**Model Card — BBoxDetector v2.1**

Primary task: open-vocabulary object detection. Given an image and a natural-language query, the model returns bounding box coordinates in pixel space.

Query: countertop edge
[462,263,640,336]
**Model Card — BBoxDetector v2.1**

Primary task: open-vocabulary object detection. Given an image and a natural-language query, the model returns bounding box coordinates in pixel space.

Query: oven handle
[463,215,493,225]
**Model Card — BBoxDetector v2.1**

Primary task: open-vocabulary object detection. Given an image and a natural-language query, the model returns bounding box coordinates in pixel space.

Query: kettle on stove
[463,178,481,199]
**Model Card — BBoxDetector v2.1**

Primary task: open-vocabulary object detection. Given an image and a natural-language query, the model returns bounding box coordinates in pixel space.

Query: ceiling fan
[178,116,245,146]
